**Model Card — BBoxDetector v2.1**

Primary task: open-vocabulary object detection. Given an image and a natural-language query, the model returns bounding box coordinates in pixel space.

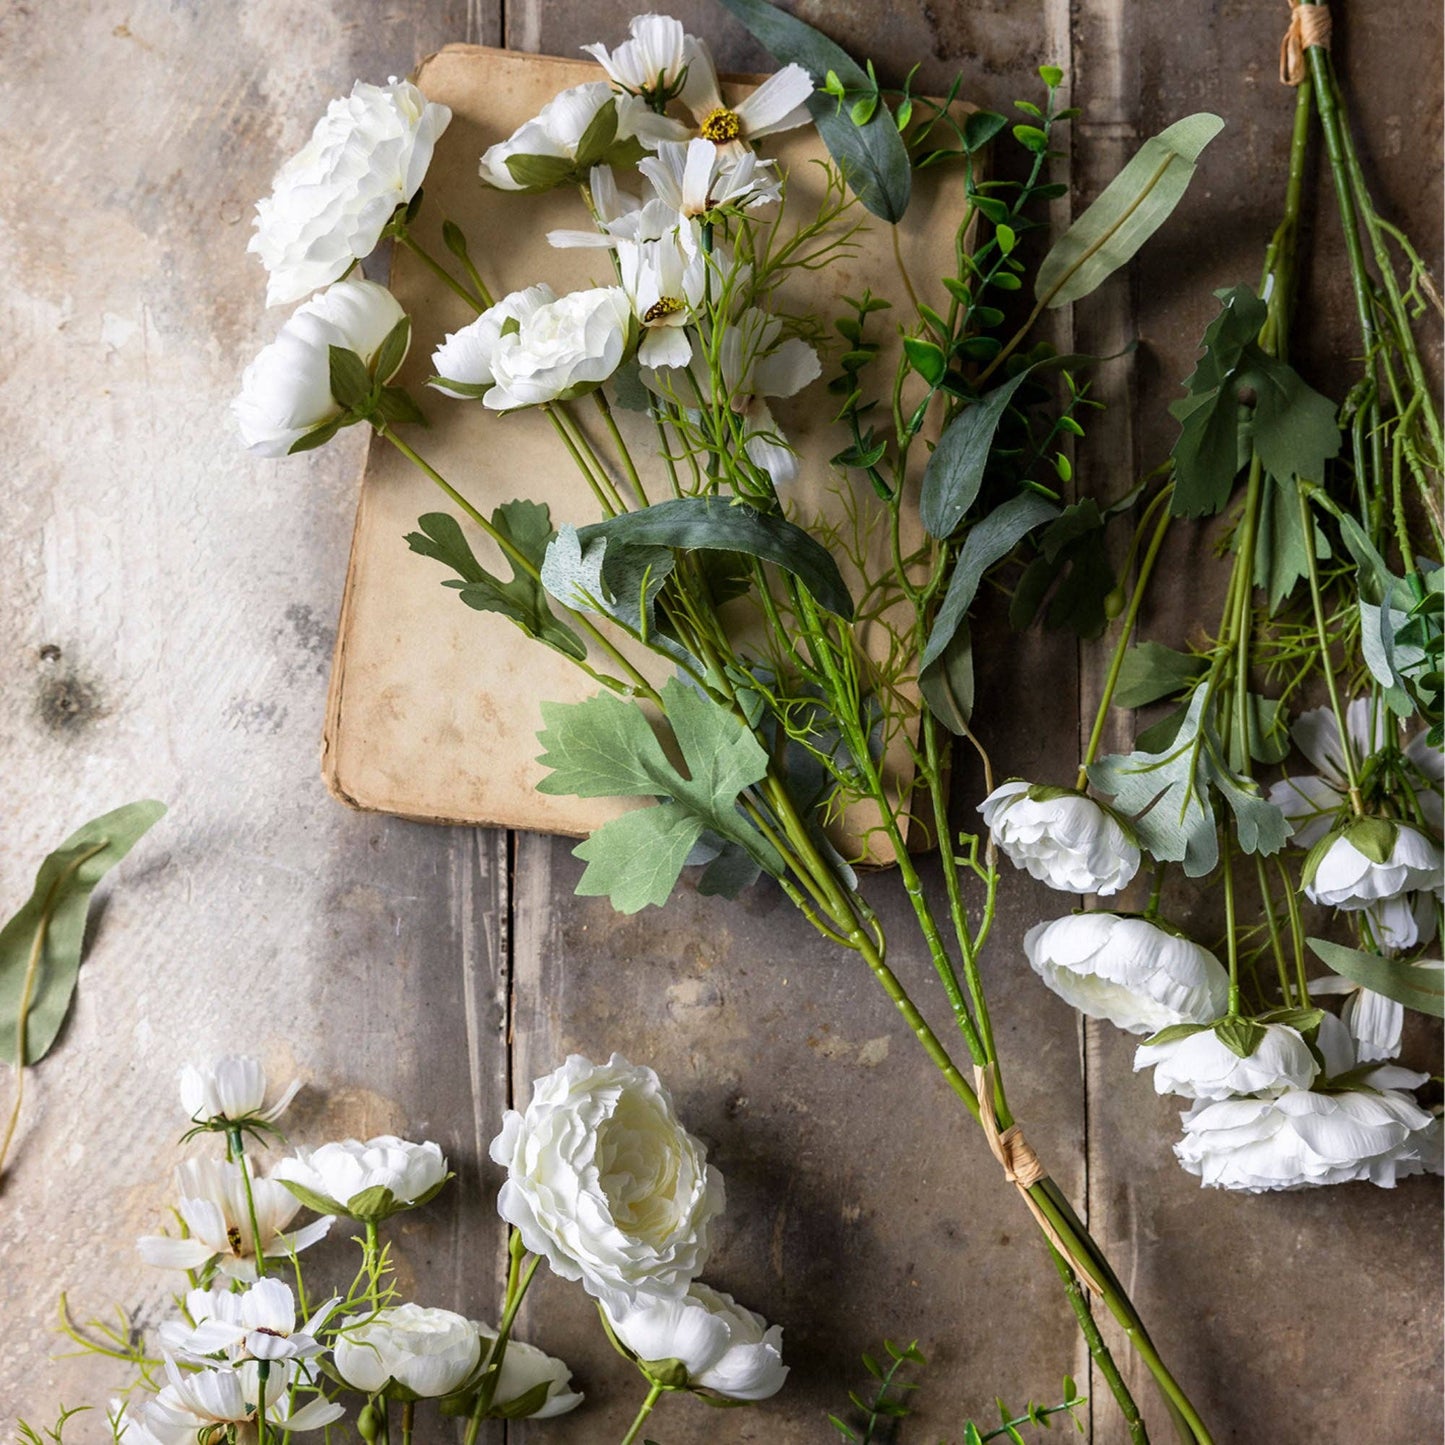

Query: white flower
[583,14,692,100]
[489,1053,725,1302]
[602,1283,788,1401]
[160,1278,338,1364]
[638,138,782,221]
[1365,891,1439,952]
[1309,962,1444,1063]
[138,1157,333,1280]
[617,233,707,368]
[1175,1084,1436,1191]
[430,285,555,399]
[233,279,407,456]
[547,164,668,249]
[333,1304,482,1400]
[1304,822,1441,909]
[474,1327,585,1418]
[1135,1021,1319,1100]
[1023,914,1229,1035]
[480,83,646,191]
[273,1135,449,1221]
[483,287,634,411]
[139,1358,343,1435]
[250,78,451,307]
[980,781,1140,896]
[179,1055,300,1126]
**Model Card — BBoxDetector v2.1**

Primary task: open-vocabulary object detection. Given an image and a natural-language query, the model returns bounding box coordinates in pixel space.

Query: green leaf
[1007,498,1117,640]
[406,508,586,661]
[920,368,1037,538]
[1113,642,1206,708]
[919,618,975,735]
[903,336,947,385]
[573,98,619,169]
[371,317,411,385]
[963,111,1009,152]
[1012,123,1048,153]
[1212,1016,1266,1059]
[536,679,785,913]
[716,0,911,223]
[576,497,853,618]
[1141,1021,1212,1048]
[277,1180,345,1217]
[1036,113,1224,309]
[373,386,426,426]
[1306,939,1444,1019]
[492,1380,556,1420]
[328,345,374,413]
[503,152,580,193]
[0,801,166,1066]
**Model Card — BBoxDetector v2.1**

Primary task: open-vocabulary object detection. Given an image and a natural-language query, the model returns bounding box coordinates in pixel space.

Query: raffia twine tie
[1280,0,1333,86]
[974,1063,1104,1295]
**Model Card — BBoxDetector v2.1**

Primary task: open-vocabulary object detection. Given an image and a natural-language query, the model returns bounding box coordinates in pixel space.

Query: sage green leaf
[1036,113,1224,309]
[716,0,911,223]
[1113,642,1206,709]
[1307,939,1444,1019]
[1213,1016,1266,1060]
[277,1181,344,1217]
[1250,470,1328,612]
[920,369,1036,539]
[576,497,853,618]
[921,493,1059,674]
[918,619,975,735]
[0,800,166,1066]
[405,508,586,662]
[493,1380,557,1421]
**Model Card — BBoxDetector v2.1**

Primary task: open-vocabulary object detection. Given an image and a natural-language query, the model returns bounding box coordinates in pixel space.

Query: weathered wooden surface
[0,3,1439,1444]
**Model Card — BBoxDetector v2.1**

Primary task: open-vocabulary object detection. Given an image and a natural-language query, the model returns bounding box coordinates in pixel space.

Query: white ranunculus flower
[250,77,452,307]
[233,279,407,456]
[1135,1021,1319,1100]
[1174,1084,1436,1191]
[334,1304,482,1401]
[483,287,634,411]
[1304,822,1441,909]
[617,233,707,368]
[430,285,555,399]
[1023,914,1229,1035]
[473,1327,585,1419]
[273,1135,449,1221]
[179,1055,300,1126]
[480,83,647,191]
[160,1278,337,1364]
[490,1053,725,1302]
[602,1283,788,1401]
[139,1358,343,1435]
[138,1157,333,1280]
[980,781,1140,896]
[583,13,693,100]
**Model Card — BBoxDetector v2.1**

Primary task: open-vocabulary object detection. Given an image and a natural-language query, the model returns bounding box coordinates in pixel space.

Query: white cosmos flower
[980,781,1140,896]
[547,164,670,249]
[484,287,634,411]
[473,1326,585,1418]
[160,1278,340,1364]
[1305,822,1441,909]
[583,13,692,101]
[1309,962,1444,1063]
[233,279,407,456]
[1135,1021,1319,1100]
[140,1358,343,1435]
[333,1304,482,1400]
[250,77,451,307]
[274,1135,449,1221]
[430,285,556,399]
[179,1055,300,1126]
[602,1283,788,1401]
[1365,890,1439,952]
[480,83,647,191]
[1023,914,1229,1035]
[489,1053,725,1302]
[138,1157,333,1280]
[638,138,782,220]
[617,233,707,368]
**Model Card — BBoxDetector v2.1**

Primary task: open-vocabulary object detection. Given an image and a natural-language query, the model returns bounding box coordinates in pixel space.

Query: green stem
[594,392,651,506]
[255,1359,271,1445]
[400,1401,413,1445]
[396,231,488,311]
[1222,833,1240,1016]
[464,1234,541,1442]
[227,1126,269,1279]
[619,1382,665,1445]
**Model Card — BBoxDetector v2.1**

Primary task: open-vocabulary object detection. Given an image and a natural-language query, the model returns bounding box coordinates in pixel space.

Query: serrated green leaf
[1306,940,1444,1019]
[1006,496,1120,640]
[1113,642,1207,708]
[1037,114,1224,309]
[0,801,166,1067]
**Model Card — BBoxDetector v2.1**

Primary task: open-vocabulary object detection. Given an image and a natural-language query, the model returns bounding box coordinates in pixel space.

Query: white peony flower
[233,279,407,456]
[1304,821,1441,909]
[617,233,707,368]
[139,1358,343,1435]
[602,1282,788,1401]
[333,1303,482,1400]
[138,1157,333,1280]
[1134,1021,1319,1100]
[483,287,634,411]
[179,1055,300,1126]
[430,285,556,399]
[480,82,647,191]
[583,13,693,101]
[1023,913,1229,1035]
[489,1053,725,1302]
[1175,1084,1436,1191]
[160,1278,338,1364]
[273,1135,449,1221]
[249,77,451,307]
[473,1326,585,1419]
[980,781,1140,896]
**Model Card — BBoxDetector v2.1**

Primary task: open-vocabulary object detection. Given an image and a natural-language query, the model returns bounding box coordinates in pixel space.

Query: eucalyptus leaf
[716,0,911,223]
[918,619,976,734]
[1036,113,1224,309]
[1306,939,1444,1019]
[0,800,167,1067]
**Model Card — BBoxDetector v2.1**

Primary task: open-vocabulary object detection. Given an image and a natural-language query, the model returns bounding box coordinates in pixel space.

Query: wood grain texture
[0,0,1438,1441]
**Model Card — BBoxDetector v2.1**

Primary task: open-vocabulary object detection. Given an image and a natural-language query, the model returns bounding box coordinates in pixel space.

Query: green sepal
[503,153,580,193]
[287,415,348,455]
[1140,1021,1212,1049]
[492,1379,556,1420]
[1342,815,1398,866]
[1212,1016,1266,1060]
[429,375,492,399]
[371,316,412,385]
[373,386,426,426]
[639,1357,690,1391]
[328,345,374,413]
[277,1180,345,1217]
[1256,1005,1325,1040]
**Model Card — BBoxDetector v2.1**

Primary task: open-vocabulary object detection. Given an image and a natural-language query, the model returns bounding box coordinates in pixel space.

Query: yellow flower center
[643,297,687,324]
[699,107,742,143]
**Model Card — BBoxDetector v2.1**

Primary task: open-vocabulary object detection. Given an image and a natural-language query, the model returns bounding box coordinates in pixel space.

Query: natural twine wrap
[974,1063,1104,1295]
[1280,0,1333,86]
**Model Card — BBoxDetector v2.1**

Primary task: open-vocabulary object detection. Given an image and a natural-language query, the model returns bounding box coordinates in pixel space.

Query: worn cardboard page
[323,44,966,860]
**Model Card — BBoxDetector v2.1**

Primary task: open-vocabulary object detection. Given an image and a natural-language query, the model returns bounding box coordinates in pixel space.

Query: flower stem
[255,1359,271,1445]
[619,1382,665,1445]
[227,1125,268,1279]
[464,1233,541,1443]
[400,1401,414,1445]
[396,231,490,311]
